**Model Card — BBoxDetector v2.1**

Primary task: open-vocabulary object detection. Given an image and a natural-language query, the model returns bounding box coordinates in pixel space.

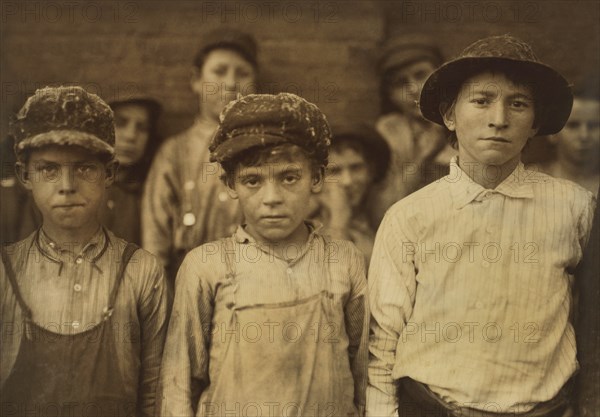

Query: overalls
[196,237,359,417]
[0,243,139,417]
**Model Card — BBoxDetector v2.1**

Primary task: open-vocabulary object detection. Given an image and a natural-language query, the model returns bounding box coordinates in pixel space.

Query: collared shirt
[142,119,242,279]
[0,228,169,417]
[157,224,369,416]
[367,158,596,416]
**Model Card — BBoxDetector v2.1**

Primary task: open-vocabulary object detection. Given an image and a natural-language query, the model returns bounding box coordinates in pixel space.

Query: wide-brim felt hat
[210,93,331,165]
[419,34,573,136]
[11,86,115,160]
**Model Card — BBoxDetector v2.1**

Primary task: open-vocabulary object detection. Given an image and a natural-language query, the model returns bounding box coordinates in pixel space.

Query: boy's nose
[58,166,76,195]
[262,182,283,205]
[340,169,353,187]
[488,103,508,129]
[120,122,137,142]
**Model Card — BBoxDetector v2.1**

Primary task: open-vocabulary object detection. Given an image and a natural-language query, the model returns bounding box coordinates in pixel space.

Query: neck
[197,105,219,127]
[458,154,520,189]
[42,222,101,253]
[247,223,310,260]
[556,153,599,180]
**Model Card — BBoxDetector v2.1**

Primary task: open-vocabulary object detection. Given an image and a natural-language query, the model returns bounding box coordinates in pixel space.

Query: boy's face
[114,103,151,166]
[227,148,322,246]
[18,145,116,233]
[326,146,371,208]
[443,71,538,169]
[388,60,437,118]
[192,48,257,121]
[551,97,600,166]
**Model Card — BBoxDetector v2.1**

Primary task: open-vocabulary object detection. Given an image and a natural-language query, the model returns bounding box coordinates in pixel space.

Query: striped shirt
[0,228,169,416]
[157,223,369,416]
[141,119,242,279]
[367,157,596,416]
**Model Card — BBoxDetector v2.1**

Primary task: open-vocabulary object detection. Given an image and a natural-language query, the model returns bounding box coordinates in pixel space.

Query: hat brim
[15,130,115,159]
[419,57,573,136]
[210,133,292,163]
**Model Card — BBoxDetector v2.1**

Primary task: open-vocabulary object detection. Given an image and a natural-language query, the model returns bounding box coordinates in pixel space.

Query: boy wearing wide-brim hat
[0,86,169,416]
[158,93,369,416]
[367,35,596,417]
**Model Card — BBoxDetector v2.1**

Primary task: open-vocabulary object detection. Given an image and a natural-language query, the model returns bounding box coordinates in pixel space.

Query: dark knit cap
[194,28,258,68]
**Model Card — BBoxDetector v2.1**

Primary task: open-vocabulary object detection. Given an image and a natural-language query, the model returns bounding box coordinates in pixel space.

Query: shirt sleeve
[343,242,370,415]
[577,190,597,251]
[156,248,214,416]
[136,253,170,417]
[142,139,180,267]
[366,210,418,417]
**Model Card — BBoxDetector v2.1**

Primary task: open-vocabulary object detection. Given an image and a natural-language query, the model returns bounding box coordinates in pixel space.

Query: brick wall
[1,0,598,144]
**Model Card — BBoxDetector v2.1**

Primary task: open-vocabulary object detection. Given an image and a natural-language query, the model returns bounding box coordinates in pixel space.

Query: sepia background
[1,0,598,143]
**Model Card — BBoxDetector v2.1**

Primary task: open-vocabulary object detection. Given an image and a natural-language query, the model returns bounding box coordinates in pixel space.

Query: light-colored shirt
[158,224,369,416]
[141,119,241,278]
[367,158,596,416]
[0,228,169,417]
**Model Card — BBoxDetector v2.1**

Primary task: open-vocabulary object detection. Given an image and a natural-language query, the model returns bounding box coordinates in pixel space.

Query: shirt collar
[37,226,108,264]
[233,221,323,263]
[449,156,534,210]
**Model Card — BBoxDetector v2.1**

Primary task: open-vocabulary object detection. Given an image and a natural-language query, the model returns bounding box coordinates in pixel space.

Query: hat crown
[12,86,115,147]
[459,34,539,63]
[210,93,331,164]
[195,28,258,67]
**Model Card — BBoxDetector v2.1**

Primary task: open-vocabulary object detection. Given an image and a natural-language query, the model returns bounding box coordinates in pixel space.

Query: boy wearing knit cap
[0,86,168,417]
[158,93,369,416]
[142,28,259,285]
[367,35,595,417]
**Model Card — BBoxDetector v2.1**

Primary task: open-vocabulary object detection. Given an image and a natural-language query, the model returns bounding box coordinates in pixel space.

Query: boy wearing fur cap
[0,86,168,416]
[367,35,595,416]
[158,93,369,416]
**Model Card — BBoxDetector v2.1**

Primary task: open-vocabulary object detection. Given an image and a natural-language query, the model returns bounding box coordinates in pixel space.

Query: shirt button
[482,260,490,268]
[72,321,80,329]
[475,301,484,309]
[75,257,83,265]
[107,199,115,210]
[286,268,293,275]
[218,192,229,202]
[74,283,82,292]
[184,180,195,191]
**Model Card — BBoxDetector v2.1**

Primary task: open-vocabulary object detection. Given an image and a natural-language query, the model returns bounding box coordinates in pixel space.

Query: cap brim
[16,130,115,158]
[210,133,290,163]
[419,57,573,135]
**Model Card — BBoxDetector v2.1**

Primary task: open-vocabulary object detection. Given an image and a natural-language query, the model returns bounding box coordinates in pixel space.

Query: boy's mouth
[482,136,510,143]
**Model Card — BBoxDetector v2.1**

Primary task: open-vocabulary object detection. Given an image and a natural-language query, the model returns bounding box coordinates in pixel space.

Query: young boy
[541,80,599,195]
[313,125,390,264]
[367,35,596,417]
[0,86,169,417]
[158,93,369,416]
[142,28,259,283]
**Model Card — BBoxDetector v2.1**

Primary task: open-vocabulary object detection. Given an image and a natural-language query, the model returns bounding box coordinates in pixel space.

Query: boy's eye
[282,175,299,184]
[566,121,581,130]
[471,97,489,105]
[242,176,261,187]
[39,164,60,179]
[213,65,228,77]
[511,100,529,109]
[75,164,100,180]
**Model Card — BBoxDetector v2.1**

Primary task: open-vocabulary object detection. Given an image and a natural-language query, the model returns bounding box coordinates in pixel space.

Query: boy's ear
[15,162,32,190]
[311,168,324,193]
[190,68,203,95]
[440,102,456,132]
[226,185,239,200]
[104,160,118,188]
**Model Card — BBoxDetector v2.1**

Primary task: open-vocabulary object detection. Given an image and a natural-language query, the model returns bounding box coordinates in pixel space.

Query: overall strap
[103,243,139,320]
[1,245,33,319]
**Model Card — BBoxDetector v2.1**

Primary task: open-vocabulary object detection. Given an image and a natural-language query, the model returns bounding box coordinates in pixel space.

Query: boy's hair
[442,64,546,148]
[220,143,323,188]
[329,127,391,183]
